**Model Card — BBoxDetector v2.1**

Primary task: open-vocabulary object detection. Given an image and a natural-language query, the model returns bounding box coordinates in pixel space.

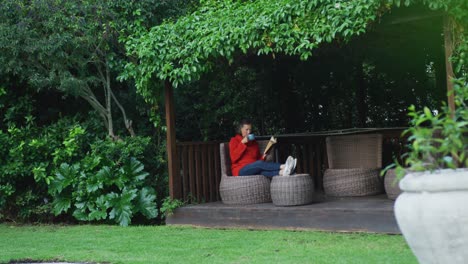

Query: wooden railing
[274,136,327,191]
[173,128,406,203]
[176,141,223,203]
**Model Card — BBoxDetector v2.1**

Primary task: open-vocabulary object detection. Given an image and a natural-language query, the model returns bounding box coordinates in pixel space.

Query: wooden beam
[165,80,181,199]
[444,17,456,114]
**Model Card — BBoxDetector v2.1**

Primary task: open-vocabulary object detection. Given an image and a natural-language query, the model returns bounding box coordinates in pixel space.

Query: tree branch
[110,89,136,137]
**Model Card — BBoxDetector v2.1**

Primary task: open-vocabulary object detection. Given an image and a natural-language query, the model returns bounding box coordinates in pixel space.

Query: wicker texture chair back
[220,143,232,176]
[220,140,269,177]
[326,134,382,169]
[324,134,384,197]
[219,140,272,205]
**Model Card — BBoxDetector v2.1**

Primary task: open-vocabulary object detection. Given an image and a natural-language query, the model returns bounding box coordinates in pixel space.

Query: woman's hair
[237,119,252,134]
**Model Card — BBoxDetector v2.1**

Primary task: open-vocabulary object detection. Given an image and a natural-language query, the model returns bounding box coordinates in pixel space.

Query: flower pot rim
[399,168,468,192]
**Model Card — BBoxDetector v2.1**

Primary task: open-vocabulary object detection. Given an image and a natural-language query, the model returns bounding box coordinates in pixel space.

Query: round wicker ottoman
[270,174,314,206]
[384,169,403,200]
[323,168,384,197]
[219,175,272,205]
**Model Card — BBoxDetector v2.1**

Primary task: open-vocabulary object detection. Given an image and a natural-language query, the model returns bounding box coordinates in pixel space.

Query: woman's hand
[241,136,249,144]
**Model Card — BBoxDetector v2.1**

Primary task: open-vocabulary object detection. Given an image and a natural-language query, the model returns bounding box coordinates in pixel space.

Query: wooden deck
[166,194,400,234]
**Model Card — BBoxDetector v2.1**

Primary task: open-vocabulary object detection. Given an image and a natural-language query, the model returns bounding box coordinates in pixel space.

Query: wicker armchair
[323,134,384,196]
[219,140,273,205]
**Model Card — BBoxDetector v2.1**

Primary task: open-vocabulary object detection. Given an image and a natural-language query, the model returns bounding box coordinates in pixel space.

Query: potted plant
[393,81,467,263]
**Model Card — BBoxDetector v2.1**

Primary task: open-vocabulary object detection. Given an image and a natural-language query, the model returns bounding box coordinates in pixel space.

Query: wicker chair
[219,140,273,205]
[323,134,384,196]
[384,168,403,200]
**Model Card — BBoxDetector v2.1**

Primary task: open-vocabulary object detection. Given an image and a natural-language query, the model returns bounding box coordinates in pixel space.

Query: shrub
[0,116,85,222]
[49,157,158,226]
[0,113,165,225]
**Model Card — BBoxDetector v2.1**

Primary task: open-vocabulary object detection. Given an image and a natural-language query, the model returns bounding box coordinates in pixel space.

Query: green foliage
[388,0,468,23]
[160,197,185,218]
[0,87,164,224]
[48,138,158,226]
[0,0,194,138]
[0,100,92,221]
[124,0,385,93]
[0,0,186,224]
[396,84,467,175]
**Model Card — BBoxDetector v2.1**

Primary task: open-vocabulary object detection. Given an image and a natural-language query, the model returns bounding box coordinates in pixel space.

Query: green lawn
[0,224,416,264]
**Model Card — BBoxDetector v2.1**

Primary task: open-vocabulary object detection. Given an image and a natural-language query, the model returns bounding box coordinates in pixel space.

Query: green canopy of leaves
[124,0,466,102]
[125,0,385,90]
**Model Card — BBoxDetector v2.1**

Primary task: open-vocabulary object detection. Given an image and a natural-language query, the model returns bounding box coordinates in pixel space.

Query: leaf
[86,171,104,193]
[89,210,108,221]
[380,163,396,177]
[423,107,433,118]
[108,189,137,226]
[443,156,455,169]
[136,187,158,219]
[52,196,71,215]
[97,166,112,180]
[394,166,406,179]
[50,163,79,194]
[72,208,90,221]
[120,158,149,182]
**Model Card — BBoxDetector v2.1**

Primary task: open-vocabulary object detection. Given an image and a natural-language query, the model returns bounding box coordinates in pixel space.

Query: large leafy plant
[48,136,158,226]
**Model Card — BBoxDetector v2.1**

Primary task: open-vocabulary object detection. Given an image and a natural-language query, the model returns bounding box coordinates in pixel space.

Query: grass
[0,224,416,264]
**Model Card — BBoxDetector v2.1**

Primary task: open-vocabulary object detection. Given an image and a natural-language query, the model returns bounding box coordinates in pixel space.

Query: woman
[229,119,296,177]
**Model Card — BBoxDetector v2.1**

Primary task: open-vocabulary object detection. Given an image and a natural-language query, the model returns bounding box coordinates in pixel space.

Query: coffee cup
[247,134,255,141]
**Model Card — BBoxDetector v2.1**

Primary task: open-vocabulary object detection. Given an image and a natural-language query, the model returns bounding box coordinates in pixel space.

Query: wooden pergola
[160,10,457,200]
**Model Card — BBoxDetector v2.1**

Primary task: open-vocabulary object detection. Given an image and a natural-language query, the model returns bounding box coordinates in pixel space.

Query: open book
[263,136,277,155]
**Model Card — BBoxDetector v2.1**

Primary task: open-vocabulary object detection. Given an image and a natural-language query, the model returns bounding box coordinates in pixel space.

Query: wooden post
[444,17,456,113]
[165,80,181,199]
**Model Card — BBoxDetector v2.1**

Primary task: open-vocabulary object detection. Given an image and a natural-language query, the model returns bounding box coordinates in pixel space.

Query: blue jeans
[238,160,281,177]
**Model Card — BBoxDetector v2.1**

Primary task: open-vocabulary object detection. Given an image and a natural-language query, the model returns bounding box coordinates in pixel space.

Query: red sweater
[229,134,262,176]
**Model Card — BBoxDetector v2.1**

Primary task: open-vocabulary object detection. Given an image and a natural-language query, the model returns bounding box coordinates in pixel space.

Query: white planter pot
[395,168,468,264]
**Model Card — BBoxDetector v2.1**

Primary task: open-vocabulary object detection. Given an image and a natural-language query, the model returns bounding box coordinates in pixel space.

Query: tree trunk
[111,90,136,137]
[105,66,116,139]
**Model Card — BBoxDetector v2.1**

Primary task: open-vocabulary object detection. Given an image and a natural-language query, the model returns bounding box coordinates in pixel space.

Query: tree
[0,0,197,139]
[0,1,129,138]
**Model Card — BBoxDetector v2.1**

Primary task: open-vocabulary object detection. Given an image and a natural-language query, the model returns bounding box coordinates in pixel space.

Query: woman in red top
[229,119,296,177]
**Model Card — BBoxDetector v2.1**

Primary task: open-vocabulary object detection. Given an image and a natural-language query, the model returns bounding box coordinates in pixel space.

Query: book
[263,136,277,155]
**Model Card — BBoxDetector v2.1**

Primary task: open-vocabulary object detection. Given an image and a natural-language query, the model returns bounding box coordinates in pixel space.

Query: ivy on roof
[123,0,466,100]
